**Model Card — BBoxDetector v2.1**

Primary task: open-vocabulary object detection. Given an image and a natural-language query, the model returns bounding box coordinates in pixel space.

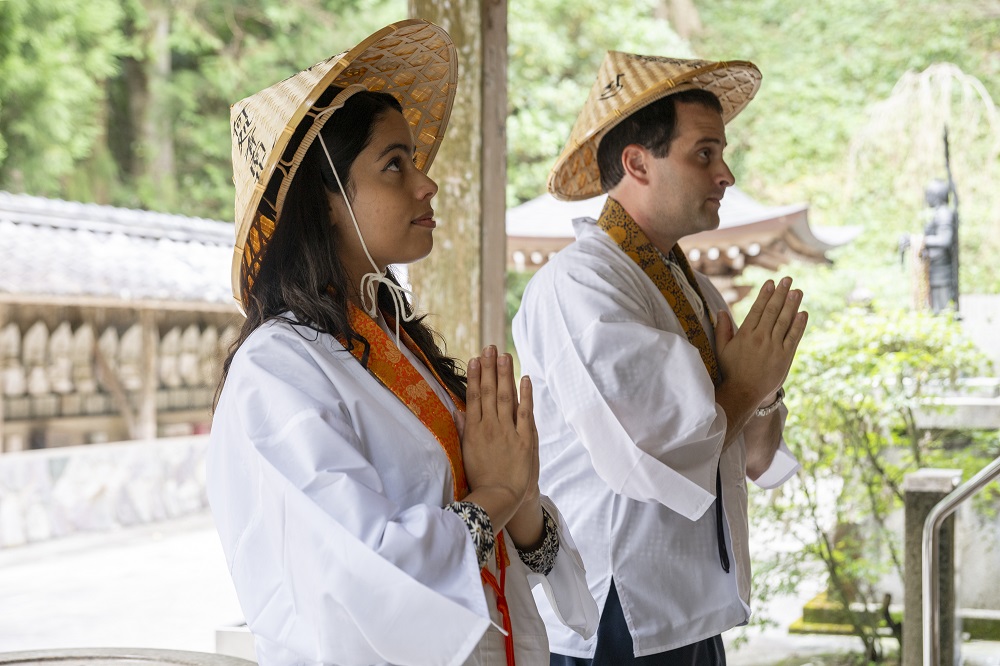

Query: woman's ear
[326,191,344,227]
[621,144,651,185]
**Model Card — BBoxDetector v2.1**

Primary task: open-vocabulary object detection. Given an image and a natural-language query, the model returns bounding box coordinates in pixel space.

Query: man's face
[646,101,734,241]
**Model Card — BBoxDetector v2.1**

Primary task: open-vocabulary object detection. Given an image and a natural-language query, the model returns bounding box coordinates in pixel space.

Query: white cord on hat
[314,85,418,346]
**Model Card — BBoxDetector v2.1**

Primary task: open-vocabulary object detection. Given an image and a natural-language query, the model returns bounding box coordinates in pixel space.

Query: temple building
[506,188,858,303]
[0,192,240,452]
[0,186,856,452]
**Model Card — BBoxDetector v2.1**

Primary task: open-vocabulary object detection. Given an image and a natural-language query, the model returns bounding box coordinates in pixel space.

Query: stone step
[794,593,1000,641]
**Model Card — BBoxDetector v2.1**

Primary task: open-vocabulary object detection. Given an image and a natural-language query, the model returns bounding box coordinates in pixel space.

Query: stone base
[792,592,1000,641]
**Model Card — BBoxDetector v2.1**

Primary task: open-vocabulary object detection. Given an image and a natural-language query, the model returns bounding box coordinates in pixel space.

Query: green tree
[0,0,125,196]
[749,306,994,660]
[507,0,690,206]
[111,0,405,217]
[693,0,1000,297]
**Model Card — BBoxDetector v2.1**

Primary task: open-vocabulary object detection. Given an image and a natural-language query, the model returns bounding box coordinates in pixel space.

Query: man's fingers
[771,288,802,341]
[784,310,809,352]
[740,280,775,331]
[496,353,518,421]
[465,357,482,423]
[714,310,734,354]
[757,276,792,333]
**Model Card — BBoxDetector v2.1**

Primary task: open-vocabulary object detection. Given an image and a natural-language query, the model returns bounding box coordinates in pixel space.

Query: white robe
[512,218,799,656]
[208,317,597,666]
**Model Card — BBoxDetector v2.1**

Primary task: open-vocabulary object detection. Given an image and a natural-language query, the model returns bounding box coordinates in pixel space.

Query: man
[920,178,958,313]
[512,53,808,664]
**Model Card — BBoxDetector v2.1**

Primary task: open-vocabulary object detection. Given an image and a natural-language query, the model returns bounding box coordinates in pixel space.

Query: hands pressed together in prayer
[714,276,808,461]
[460,345,545,550]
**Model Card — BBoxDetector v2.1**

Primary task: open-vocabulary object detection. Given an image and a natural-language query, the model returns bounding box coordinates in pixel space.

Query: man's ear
[621,144,651,185]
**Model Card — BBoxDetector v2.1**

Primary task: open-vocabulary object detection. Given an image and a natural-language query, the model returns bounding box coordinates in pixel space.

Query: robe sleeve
[748,403,800,489]
[207,331,491,666]
[526,496,600,636]
[516,259,725,522]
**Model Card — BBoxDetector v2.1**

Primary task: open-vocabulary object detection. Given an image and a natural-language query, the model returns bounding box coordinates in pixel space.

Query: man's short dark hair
[596,88,723,192]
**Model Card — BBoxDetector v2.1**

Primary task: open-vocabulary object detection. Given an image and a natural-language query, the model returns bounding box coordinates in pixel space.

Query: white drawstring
[314,86,418,346]
[657,248,716,327]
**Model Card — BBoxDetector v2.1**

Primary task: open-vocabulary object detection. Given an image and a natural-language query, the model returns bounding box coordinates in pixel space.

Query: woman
[208,19,597,666]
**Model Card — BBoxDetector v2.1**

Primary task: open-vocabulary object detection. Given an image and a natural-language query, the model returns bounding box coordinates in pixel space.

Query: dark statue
[922,177,959,313]
[898,128,960,315]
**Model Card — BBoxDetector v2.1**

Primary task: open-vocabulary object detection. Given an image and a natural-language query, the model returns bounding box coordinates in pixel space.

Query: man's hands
[461,346,544,548]
[715,277,807,449]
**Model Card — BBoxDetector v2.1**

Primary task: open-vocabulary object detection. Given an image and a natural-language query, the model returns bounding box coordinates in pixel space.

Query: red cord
[480,532,515,666]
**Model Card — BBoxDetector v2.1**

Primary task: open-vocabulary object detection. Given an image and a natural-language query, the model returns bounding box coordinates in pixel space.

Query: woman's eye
[385,158,401,172]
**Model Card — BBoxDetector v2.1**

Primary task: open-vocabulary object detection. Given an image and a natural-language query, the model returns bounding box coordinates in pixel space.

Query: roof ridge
[0,191,233,245]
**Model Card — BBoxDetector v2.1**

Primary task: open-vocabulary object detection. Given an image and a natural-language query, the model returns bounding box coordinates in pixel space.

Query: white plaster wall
[0,436,208,548]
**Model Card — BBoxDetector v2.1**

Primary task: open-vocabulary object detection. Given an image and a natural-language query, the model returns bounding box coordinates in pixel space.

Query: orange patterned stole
[342,301,516,665]
[343,300,469,497]
[596,197,721,385]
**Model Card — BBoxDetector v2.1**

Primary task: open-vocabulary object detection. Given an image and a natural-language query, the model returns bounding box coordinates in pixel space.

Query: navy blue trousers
[549,582,726,666]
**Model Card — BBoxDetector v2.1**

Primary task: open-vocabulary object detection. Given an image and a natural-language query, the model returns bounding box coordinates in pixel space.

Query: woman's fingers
[478,345,498,418]
[517,375,534,441]
[496,353,518,422]
[465,356,482,423]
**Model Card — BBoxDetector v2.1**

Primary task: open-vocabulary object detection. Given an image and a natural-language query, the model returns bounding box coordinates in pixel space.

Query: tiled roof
[507,189,859,256]
[0,192,235,307]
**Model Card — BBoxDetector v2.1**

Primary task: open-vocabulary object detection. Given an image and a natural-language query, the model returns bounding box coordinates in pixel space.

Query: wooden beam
[407,0,508,362]
[93,340,138,439]
[0,292,238,314]
[137,309,158,440]
[481,0,508,351]
[0,303,5,452]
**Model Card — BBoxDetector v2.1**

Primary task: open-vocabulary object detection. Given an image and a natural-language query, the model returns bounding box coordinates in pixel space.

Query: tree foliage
[0,0,406,218]
[507,0,689,206]
[749,305,995,659]
[0,0,125,195]
[693,0,1000,297]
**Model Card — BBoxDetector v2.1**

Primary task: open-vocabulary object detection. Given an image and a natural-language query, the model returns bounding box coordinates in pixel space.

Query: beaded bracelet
[755,387,785,417]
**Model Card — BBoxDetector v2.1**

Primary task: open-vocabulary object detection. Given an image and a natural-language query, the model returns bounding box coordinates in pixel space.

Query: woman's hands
[461,346,544,549]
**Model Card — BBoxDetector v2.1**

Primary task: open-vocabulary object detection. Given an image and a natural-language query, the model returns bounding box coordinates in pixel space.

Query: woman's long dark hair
[216,88,467,407]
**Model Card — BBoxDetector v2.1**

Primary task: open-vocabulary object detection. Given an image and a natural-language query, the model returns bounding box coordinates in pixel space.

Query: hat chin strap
[315,85,417,346]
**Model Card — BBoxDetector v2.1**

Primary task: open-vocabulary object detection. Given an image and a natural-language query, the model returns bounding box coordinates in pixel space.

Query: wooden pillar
[0,304,5,453]
[137,309,158,440]
[407,0,508,362]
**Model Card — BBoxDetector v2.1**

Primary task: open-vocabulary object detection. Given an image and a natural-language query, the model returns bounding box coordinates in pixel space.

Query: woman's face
[330,109,439,282]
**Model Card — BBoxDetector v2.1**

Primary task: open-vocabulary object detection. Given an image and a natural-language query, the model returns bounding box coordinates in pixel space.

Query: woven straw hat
[229,18,457,306]
[548,52,761,201]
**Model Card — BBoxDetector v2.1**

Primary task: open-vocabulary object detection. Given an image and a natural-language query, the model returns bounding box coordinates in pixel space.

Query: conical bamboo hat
[548,52,761,201]
[230,18,457,307]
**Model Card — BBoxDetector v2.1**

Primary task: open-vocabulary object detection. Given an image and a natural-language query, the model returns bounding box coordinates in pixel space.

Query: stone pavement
[0,512,997,664]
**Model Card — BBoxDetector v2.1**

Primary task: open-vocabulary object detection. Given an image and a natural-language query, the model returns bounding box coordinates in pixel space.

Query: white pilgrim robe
[208,317,598,666]
[512,218,799,656]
